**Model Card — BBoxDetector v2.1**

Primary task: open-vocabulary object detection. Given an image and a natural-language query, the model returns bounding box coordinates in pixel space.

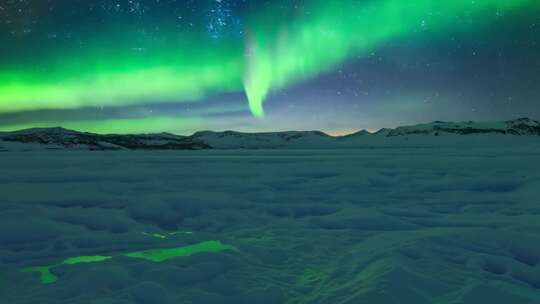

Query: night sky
[0,0,539,135]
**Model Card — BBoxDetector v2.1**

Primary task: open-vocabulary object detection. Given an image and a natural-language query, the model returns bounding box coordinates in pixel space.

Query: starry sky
[0,0,539,135]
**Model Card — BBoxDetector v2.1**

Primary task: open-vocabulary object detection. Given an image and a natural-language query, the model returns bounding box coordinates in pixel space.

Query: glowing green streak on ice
[20,266,57,284]
[20,241,236,284]
[243,0,538,116]
[62,255,112,265]
[20,255,112,284]
[124,240,237,262]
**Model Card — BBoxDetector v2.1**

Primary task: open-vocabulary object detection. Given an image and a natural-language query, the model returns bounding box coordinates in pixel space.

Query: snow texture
[1,144,540,303]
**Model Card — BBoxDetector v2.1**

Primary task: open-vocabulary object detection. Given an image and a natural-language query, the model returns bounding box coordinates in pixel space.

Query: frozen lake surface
[1,148,540,303]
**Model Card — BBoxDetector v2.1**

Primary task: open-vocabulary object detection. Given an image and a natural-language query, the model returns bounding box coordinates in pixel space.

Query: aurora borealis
[1,0,539,134]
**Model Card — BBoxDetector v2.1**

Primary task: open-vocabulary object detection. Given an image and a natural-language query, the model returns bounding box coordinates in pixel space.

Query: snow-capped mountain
[190,130,334,149]
[335,118,540,148]
[385,118,540,137]
[338,129,371,139]
[0,127,210,151]
[339,118,540,139]
[0,118,538,151]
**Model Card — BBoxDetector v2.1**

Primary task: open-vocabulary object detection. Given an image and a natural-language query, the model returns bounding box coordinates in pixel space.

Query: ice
[1,146,540,303]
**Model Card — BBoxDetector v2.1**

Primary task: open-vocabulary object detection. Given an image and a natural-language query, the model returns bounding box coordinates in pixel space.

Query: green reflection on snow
[63,255,112,265]
[20,255,113,284]
[20,266,57,284]
[125,240,237,262]
[20,240,235,284]
[300,269,324,285]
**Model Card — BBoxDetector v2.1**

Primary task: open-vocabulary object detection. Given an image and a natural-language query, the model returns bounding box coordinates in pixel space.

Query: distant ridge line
[0,118,538,151]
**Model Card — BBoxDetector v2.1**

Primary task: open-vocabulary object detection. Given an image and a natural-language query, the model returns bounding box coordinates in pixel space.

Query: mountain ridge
[0,118,538,151]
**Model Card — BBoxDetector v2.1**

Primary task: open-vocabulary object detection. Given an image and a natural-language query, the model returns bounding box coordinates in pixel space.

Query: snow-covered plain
[1,146,540,303]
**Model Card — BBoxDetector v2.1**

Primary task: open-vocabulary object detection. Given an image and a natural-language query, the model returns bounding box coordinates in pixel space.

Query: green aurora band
[0,116,205,134]
[243,0,538,117]
[0,0,538,128]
